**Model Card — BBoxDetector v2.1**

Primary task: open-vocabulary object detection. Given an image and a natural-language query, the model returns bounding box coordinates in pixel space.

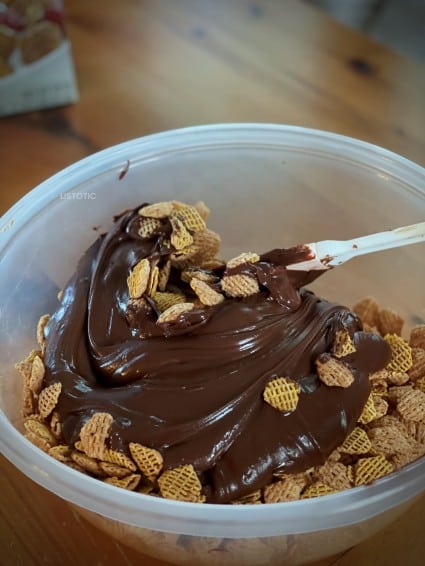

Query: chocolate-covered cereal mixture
[17,201,425,503]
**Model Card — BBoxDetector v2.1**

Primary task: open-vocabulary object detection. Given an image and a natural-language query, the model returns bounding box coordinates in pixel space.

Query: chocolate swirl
[43,207,390,503]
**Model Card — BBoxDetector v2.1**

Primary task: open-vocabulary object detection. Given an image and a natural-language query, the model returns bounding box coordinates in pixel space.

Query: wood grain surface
[0,1,424,565]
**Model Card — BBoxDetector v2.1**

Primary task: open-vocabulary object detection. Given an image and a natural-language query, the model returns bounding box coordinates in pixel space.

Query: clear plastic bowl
[0,124,424,566]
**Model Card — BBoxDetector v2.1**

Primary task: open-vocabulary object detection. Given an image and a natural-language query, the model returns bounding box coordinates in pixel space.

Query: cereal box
[0,0,78,117]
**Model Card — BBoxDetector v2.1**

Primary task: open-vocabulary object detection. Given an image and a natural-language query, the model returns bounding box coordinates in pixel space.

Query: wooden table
[1,1,424,564]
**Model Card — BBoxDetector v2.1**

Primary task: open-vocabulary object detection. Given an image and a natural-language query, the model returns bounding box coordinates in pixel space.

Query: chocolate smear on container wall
[118,160,130,180]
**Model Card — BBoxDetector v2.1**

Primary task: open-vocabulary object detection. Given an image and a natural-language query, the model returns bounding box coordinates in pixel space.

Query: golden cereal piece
[99,461,134,479]
[273,470,309,486]
[367,415,407,433]
[172,233,213,266]
[71,450,103,476]
[372,395,389,420]
[172,204,206,232]
[24,413,44,423]
[316,356,354,388]
[104,474,141,491]
[353,296,380,327]
[264,478,304,503]
[170,251,193,269]
[387,385,413,404]
[368,425,417,457]
[385,334,413,373]
[404,421,425,445]
[194,201,210,220]
[391,446,425,470]
[302,482,336,499]
[388,371,410,386]
[369,369,390,382]
[314,461,352,491]
[29,355,45,396]
[138,202,174,219]
[127,258,151,299]
[263,377,300,413]
[17,353,41,417]
[22,386,35,418]
[79,413,113,459]
[158,464,204,502]
[354,456,394,486]
[371,378,388,397]
[138,217,163,239]
[38,382,62,419]
[73,440,84,453]
[170,215,194,250]
[146,265,159,297]
[158,260,171,291]
[154,292,186,312]
[397,389,425,422]
[227,252,260,269]
[24,431,52,453]
[231,489,262,505]
[332,329,356,358]
[346,465,355,484]
[339,427,372,455]
[102,449,137,472]
[221,274,259,298]
[190,278,224,306]
[401,419,421,439]
[327,449,341,462]
[408,348,425,382]
[15,349,42,381]
[191,229,221,262]
[377,308,404,336]
[129,442,164,482]
[24,418,56,446]
[410,326,425,350]
[36,314,50,348]
[157,302,195,324]
[48,445,72,463]
[358,394,377,425]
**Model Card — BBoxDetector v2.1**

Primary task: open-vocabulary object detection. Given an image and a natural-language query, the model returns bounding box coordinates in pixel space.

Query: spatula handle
[286,222,425,271]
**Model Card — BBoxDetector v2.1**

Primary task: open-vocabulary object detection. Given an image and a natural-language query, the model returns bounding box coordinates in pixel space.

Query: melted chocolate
[43,207,391,503]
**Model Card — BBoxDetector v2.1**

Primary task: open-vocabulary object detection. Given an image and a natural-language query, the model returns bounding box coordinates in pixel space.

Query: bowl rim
[1,123,424,538]
[1,122,424,233]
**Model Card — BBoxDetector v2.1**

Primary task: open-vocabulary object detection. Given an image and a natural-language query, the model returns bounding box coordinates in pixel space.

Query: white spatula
[286,222,425,271]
